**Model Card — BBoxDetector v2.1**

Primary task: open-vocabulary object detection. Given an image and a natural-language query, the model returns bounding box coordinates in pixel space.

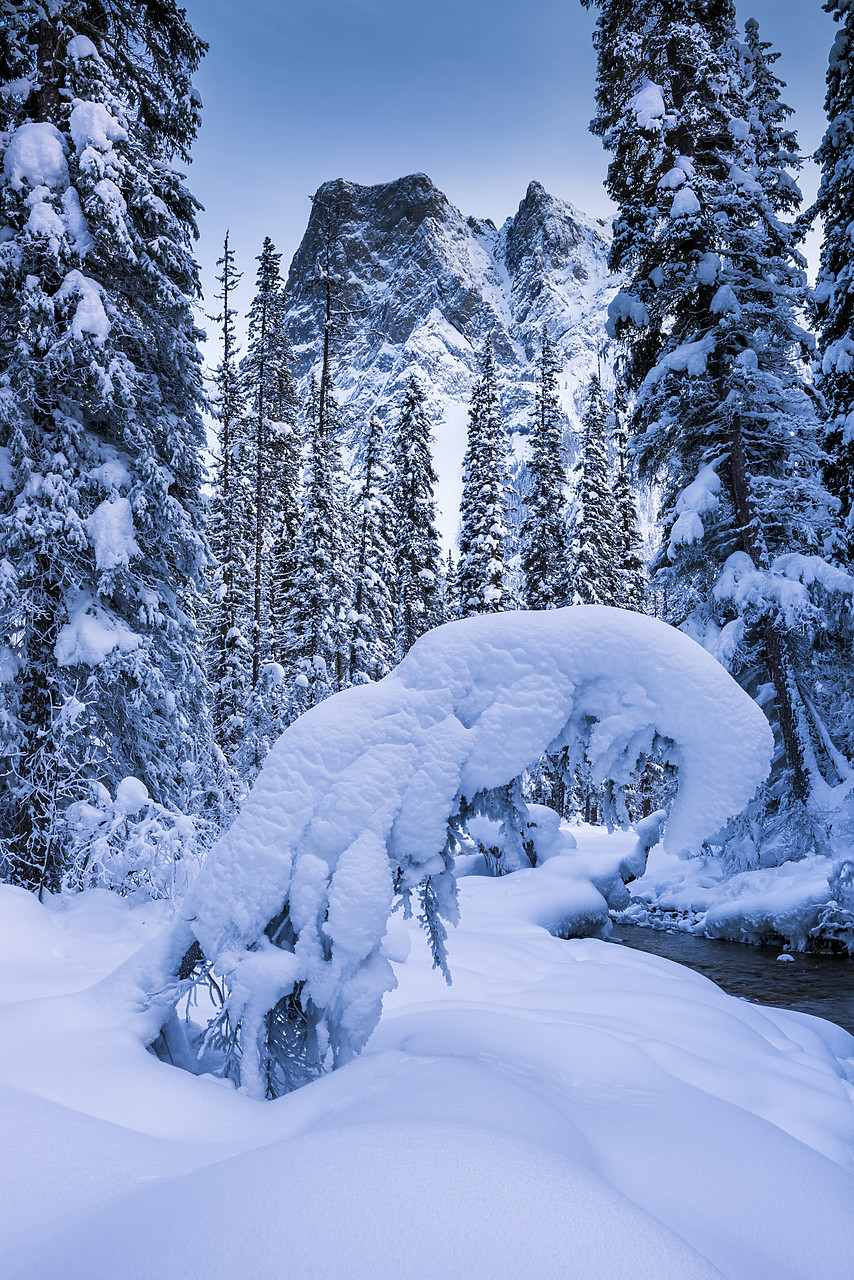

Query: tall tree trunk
[727,408,811,802]
[253,298,267,687]
[33,18,64,124]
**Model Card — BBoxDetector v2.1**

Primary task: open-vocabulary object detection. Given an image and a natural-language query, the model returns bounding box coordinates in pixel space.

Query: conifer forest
[2,4,854,1278]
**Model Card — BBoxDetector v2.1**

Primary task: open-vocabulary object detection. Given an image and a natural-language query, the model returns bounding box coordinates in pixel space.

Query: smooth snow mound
[1,847,853,1280]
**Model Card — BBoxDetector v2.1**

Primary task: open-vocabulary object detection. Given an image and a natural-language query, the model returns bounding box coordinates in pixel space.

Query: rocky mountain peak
[282,174,617,544]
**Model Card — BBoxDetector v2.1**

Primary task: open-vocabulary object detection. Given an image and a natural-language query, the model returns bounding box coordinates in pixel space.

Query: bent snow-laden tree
[581,0,854,863]
[0,4,213,891]
[141,607,770,1098]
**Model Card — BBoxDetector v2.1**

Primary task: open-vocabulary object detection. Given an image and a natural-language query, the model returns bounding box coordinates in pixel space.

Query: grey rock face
[283,173,616,542]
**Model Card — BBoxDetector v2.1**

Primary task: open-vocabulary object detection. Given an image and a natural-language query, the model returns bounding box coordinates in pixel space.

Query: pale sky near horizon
[182,0,835,345]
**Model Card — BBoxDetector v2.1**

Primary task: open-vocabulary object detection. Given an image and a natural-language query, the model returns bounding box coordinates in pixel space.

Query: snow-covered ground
[2,826,853,1280]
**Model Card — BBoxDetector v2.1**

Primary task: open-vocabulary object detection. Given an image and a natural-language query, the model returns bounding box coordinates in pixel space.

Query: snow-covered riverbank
[1,828,853,1280]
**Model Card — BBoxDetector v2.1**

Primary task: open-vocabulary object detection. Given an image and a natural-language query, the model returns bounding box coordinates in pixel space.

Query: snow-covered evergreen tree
[441,549,458,622]
[208,233,252,774]
[231,238,302,785]
[283,376,353,714]
[521,328,571,609]
[457,337,514,616]
[566,375,621,606]
[389,378,443,657]
[241,237,300,685]
[0,6,214,891]
[233,659,288,788]
[266,367,302,667]
[611,386,647,611]
[349,413,396,684]
[810,0,854,564]
[583,0,854,858]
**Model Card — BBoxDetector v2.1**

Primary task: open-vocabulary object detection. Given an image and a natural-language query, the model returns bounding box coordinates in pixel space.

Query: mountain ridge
[282,172,617,543]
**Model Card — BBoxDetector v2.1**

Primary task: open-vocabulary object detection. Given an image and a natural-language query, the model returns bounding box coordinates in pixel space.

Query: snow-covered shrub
[64,777,206,900]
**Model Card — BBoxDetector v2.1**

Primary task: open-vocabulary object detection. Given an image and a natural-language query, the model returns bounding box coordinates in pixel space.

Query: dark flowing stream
[610,922,854,1037]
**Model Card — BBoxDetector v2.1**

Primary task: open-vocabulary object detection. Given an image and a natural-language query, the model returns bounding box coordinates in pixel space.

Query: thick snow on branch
[632,80,666,131]
[668,463,722,557]
[642,334,716,390]
[714,551,854,626]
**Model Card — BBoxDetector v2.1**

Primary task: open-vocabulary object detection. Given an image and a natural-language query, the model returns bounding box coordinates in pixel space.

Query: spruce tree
[208,233,252,773]
[441,549,459,622]
[582,0,854,856]
[283,376,353,714]
[0,6,213,891]
[390,378,443,657]
[349,413,396,684]
[566,376,621,606]
[241,237,300,687]
[521,328,571,610]
[457,338,514,617]
[810,0,854,564]
[611,386,647,611]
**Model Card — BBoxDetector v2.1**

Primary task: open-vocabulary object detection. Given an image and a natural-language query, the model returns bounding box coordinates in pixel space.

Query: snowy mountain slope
[282,173,616,543]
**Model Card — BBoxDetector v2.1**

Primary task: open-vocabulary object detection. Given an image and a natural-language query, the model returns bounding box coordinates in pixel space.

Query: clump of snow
[66,34,100,62]
[607,290,650,332]
[55,592,141,667]
[710,284,740,315]
[714,551,854,630]
[632,80,666,130]
[727,116,751,142]
[668,463,722,557]
[69,100,127,158]
[0,77,32,99]
[643,334,716,390]
[89,455,130,492]
[114,777,150,815]
[658,167,686,190]
[61,185,94,255]
[696,252,721,286]
[92,176,127,221]
[55,270,111,344]
[0,446,13,490]
[728,165,761,195]
[670,187,701,218]
[3,121,68,191]
[85,495,139,571]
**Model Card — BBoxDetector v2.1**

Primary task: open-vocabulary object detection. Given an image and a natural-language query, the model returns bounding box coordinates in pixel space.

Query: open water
[611,921,854,1036]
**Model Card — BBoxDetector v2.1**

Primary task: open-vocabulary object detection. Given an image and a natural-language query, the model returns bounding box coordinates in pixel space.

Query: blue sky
[182,0,836,334]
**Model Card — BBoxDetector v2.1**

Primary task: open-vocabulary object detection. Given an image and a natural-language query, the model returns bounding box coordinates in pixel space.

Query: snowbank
[623,843,854,952]
[0,854,852,1279]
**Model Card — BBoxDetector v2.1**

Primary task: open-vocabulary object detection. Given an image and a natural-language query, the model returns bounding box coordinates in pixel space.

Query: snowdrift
[1,860,853,1280]
[172,606,772,1093]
